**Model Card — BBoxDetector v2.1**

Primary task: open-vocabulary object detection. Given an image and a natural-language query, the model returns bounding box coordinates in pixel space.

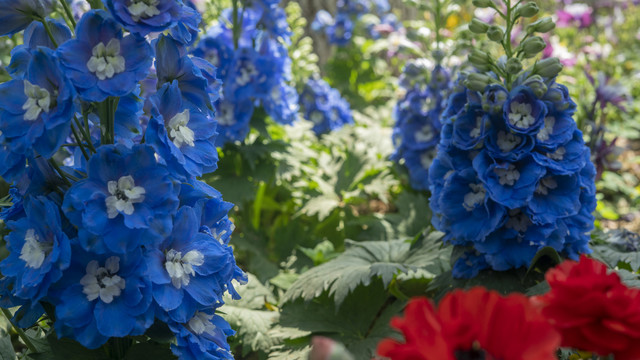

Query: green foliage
[221,274,280,354]
[279,282,405,359]
[0,333,14,360]
[285,2,320,87]
[282,230,449,306]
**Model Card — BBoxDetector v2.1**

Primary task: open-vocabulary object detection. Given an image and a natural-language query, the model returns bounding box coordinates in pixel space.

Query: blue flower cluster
[192,0,299,145]
[299,78,353,135]
[429,75,596,278]
[311,0,399,45]
[0,3,246,358]
[391,61,453,191]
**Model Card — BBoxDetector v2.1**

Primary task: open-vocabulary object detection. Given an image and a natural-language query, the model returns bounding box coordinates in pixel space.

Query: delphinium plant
[298,77,354,135]
[390,0,456,191]
[0,0,246,358]
[191,0,299,146]
[428,0,597,278]
[311,0,399,46]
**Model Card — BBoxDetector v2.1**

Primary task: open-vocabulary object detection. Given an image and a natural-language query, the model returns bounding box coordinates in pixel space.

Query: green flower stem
[58,0,77,29]
[503,0,514,88]
[232,0,240,49]
[74,115,97,153]
[48,158,73,186]
[70,123,90,160]
[0,308,38,354]
[434,0,443,52]
[39,18,59,48]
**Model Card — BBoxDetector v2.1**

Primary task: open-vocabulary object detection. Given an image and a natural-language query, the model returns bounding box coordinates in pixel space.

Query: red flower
[377,287,560,360]
[534,255,640,360]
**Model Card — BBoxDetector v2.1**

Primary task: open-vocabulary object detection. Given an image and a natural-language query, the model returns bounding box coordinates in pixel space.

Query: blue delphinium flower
[146,80,218,178]
[312,0,395,45]
[327,13,354,46]
[57,10,153,102]
[62,144,180,254]
[7,19,71,77]
[0,47,75,181]
[167,308,235,360]
[145,199,245,322]
[0,0,53,36]
[263,80,300,125]
[213,99,254,146]
[391,64,452,191]
[299,78,353,135]
[156,34,215,115]
[429,74,596,278]
[0,196,71,303]
[189,0,297,146]
[53,247,154,349]
[105,0,194,36]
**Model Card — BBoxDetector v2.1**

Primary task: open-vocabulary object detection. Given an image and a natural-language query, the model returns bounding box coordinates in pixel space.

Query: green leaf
[282,232,449,307]
[591,230,640,271]
[222,306,279,352]
[223,273,277,309]
[44,334,109,360]
[269,272,299,291]
[428,267,542,300]
[297,196,341,221]
[220,273,280,352]
[279,281,405,359]
[267,346,311,360]
[124,342,175,360]
[0,333,15,360]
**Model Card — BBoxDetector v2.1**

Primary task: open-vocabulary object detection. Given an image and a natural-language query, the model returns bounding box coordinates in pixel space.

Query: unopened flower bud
[482,84,509,113]
[523,75,548,98]
[527,17,556,34]
[469,49,492,71]
[487,25,504,42]
[533,57,563,78]
[465,73,494,92]
[505,58,523,74]
[515,2,539,18]
[520,36,546,58]
[472,0,494,8]
[469,18,490,34]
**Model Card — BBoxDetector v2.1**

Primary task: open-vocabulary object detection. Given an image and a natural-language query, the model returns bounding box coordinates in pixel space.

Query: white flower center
[128,0,160,21]
[537,117,555,141]
[105,175,146,219]
[415,124,434,143]
[80,257,126,304]
[236,62,258,86]
[310,110,324,124]
[494,164,520,186]
[188,311,217,336]
[20,229,52,269]
[87,39,126,80]
[218,103,235,126]
[164,249,204,289]
[22,80,53,121]
[420,151,435,169]
[547,147,566,161]
[505,209,530,233]
[508,101,535,129]
[535,176,558,195]
[167,110,195,148]
[210,223,235,244]
[469,116,483,139]
[206,50,220,67]
[463,183,486,211]
[496,131,522,153]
